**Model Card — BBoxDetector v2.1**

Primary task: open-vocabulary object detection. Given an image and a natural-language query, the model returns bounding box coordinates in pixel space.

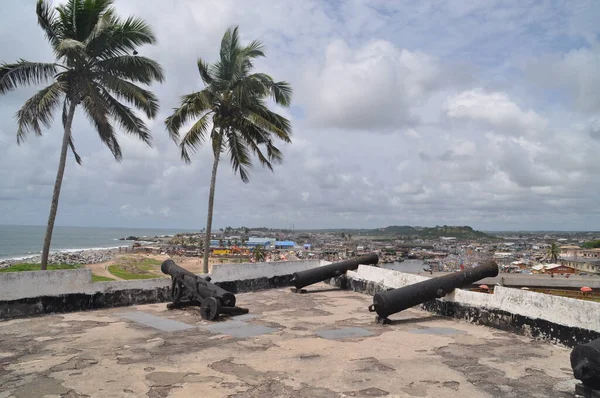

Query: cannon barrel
[369,260,498,319]
[290,253,379,290]
[571,338,600,389]
[161,259,236,307]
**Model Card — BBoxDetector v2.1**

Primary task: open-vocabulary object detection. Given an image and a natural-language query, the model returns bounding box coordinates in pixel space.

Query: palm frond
[55,1,77,39]
[61,97,82,165]
[76,0,114,42]
[237,119,283,169]
[226,129,252,183]
[80,81,122,160]
[197,58,214,85]
[244,106,292,143]
[36,0,62,51]
[90,16,157,59]
[179,113,212,163]
[242,39,265,59]
[69,135,83,165]
[16,82,65,143]
[244,137,273,171]
[98,74,159,117]
[266,140,284,164]
[219,26,237,63]
[233,74,270,104]
[56,0,114,41]
[101,88,153,147]
[241,73,292,106]
[0,60,58,94]
[96,55,164,84]
[165,91,213,141]
[83,7,115,47]
[270,81,292,106]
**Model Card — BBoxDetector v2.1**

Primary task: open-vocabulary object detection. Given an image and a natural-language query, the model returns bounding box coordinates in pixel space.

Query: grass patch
[107,256,164,280]
[92,274,115,282]
[0,263,82,272]
[108,264,159,280]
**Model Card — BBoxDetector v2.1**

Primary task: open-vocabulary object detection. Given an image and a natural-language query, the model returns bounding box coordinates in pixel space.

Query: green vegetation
[165,26,293,274]
[108,265,157,280]
[0,0,164,269]
[107,256,163,280]
[582,240,600,249]
[546,242,560,262]
[92,274,115,282]
[0,263,82,272]
[252,245,266,262]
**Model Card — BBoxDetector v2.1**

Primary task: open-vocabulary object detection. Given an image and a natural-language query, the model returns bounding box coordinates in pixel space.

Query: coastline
[0,245,132,269]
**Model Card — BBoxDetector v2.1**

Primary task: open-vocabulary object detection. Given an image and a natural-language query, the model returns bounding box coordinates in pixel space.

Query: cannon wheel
[171,279,184,303]
[200,297,221,321]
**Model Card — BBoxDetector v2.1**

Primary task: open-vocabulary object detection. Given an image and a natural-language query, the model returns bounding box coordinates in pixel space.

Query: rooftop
[0,284,576,397]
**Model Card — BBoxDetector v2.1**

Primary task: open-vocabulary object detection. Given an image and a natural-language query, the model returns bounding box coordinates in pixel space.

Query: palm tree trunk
[202,134,223,273]
[40,101,77,270]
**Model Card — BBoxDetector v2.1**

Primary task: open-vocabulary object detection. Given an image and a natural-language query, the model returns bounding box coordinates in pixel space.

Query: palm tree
[0,0,164,269]
[253,245,266,262]
[165,26,292,273]
[546,242,560,263]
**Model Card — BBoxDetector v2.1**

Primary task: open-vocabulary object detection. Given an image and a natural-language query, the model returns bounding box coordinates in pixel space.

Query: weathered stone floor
[0,284,577,397]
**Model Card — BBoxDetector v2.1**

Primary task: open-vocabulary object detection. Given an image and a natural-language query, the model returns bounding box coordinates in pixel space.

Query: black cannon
[572,338,600,390]
[161,259,248,320]
[290,253,379,292]
[368,260,499,322]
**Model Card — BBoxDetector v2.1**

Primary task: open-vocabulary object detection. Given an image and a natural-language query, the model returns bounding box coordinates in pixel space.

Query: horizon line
[1,224,599,233]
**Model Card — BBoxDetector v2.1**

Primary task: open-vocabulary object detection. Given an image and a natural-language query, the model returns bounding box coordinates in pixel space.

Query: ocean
[382,259,425,273]
[0,225,194,261]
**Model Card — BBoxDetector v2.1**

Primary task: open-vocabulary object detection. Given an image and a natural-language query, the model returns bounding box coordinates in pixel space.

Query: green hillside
[362,225,489,239]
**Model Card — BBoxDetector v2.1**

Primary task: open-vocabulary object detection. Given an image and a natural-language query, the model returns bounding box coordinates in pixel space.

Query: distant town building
[558,246,600,274]
[246,237,276,249]
[559,257,600,274]
[275,241,297,249]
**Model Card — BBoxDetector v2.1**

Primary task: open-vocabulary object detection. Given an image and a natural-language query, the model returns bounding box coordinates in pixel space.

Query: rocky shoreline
[0,247,125,270]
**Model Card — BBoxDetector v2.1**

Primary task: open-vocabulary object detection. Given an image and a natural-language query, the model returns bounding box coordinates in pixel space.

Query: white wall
[352,265,600,333]
[0,269,94,301]
[0,268,172,301]
[210,259,323,282]
[0,259,326,301]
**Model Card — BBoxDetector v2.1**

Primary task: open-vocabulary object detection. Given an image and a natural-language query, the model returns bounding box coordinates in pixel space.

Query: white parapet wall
[0,268,95,301]
[0,268,171,301]
[350,265,600,333]
[210,259,324,282]
[0,259,326,301]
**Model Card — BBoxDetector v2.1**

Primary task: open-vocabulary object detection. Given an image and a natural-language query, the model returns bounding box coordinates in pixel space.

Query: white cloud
[304,39,448,130]
[445,89,547,135]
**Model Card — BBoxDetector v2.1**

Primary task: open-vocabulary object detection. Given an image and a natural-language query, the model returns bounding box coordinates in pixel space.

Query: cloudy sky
[1,0,600,231]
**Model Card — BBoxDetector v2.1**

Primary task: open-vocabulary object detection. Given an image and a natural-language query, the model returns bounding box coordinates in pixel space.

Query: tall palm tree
[165,26,292,273]
[546,242,560,263]
[0,0,164,270]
